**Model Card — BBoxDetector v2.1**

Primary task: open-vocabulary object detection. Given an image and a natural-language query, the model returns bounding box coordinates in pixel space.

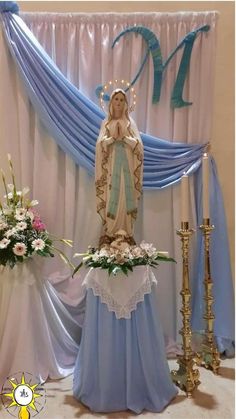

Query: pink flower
[32,220,46,231]
[13,242,27,256]
[31,211,46,231]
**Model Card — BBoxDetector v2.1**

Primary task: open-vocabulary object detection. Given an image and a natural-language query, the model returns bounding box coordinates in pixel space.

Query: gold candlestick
[195,218,220,374]
[171,222,200,397]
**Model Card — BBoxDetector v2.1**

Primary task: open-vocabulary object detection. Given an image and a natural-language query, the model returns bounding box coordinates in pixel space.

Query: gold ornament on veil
[99,79,137,113]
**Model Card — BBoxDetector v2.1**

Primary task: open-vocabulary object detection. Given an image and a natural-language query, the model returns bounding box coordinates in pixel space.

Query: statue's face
[111,92,125,113]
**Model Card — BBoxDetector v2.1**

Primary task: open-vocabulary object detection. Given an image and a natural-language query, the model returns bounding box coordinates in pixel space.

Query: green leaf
[156,256,176,263]
[121,265,129,276]
[72,261,83,277]
[108,265,114,275]
[112,266,122,276]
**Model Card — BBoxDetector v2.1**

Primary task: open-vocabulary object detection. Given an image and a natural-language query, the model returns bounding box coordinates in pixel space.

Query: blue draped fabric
[0,4,234,352]
[0,10,205,184]
[73,289,178,413]
[192,159,235,355]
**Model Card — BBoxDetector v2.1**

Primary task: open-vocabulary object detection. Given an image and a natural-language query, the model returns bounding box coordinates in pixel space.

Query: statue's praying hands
[114,122,123,140]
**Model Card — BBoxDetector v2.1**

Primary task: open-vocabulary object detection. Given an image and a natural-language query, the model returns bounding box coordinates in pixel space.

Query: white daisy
[0,238,10,249]
[13,242,27,256]
[16,221,27,231]
[31,239,45,251]
[15,208,27,221]
[5,228,17,238]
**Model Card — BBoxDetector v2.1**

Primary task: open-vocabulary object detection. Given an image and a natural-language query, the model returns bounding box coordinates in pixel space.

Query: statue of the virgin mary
[95,89,143,247]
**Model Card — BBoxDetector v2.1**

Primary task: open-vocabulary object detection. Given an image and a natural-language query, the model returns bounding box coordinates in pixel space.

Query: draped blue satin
[73,289,178,413]
[0,11,205,184]
[0,7,234,353]
[192,159,235,351]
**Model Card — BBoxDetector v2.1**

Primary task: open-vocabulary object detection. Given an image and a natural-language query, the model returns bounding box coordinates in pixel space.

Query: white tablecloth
[82,265,157,319]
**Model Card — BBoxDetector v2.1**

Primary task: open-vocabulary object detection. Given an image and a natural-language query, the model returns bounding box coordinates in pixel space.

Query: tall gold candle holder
[195,218,220,374]
[171,222,200,397]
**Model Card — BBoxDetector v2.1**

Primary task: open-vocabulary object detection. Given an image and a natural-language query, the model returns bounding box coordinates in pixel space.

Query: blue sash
[108,142,136,218]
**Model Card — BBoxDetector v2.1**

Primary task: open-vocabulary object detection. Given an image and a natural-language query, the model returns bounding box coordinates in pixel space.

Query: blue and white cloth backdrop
[0,8,234,352]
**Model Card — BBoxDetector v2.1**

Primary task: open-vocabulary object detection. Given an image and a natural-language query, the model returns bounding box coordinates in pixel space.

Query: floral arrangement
[74,241,176,276]
[0,155,72,268]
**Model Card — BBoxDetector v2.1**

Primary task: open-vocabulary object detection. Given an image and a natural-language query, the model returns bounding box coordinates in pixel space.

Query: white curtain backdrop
[0,11,217,341]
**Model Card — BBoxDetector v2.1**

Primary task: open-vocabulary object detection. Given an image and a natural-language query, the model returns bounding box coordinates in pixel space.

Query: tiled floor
[0,358,234,419]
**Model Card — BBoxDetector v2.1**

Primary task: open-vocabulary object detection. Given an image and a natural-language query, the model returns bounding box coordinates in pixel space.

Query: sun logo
[1,372,46,418]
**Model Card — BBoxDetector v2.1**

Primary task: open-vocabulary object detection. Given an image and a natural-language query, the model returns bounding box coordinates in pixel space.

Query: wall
[19,1,235,275]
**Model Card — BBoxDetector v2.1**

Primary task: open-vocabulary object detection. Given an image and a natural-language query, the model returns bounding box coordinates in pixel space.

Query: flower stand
[0,259,82,387]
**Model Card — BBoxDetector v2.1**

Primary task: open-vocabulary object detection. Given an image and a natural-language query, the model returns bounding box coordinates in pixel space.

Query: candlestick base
[195,343,220,375]
[171,356,200,398]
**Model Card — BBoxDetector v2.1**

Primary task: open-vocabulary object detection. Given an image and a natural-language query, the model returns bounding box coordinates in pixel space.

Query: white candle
[181,173,189,222]
[202,154,210,219]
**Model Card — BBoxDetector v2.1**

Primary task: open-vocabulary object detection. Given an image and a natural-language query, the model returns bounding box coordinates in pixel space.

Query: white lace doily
[82,265,157,319]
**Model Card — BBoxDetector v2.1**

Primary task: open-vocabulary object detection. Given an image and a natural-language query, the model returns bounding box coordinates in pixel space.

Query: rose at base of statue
[99,230,136,249]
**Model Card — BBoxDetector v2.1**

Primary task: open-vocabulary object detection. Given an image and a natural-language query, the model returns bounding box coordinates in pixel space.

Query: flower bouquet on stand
[0,155,73,269]
[73,230,176,277]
